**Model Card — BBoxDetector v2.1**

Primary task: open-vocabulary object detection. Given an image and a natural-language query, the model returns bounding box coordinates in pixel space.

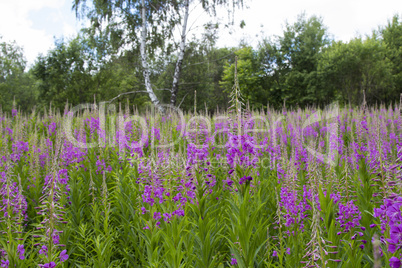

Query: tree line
[0,10,401,114]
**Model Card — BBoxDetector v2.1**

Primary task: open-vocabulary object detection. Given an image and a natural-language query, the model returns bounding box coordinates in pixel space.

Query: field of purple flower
[0,103,401,267]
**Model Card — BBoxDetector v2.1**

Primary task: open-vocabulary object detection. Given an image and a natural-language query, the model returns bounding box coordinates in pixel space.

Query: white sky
[0,0,401,67]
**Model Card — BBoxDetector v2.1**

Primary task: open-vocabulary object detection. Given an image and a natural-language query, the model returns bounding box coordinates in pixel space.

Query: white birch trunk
[170,0,189,106]
[140,0,164,113]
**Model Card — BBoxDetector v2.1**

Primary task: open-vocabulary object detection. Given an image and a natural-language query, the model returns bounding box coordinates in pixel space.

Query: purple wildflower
[173,209,185,217]
[141,207,147,214]
[52,233,60,245]
[153,212,161,221]
[224,179,234,187]
[387,224,402,253]
[278,186,314,232]
[163,213,172,222]
[239,176,252,185]
[17,244,25,260]
[336,201,361,233]
[60,249,69,262]
[390,257,401,268]
[39,245,48,256]
[42,262,56,268]
[1,260,9,268]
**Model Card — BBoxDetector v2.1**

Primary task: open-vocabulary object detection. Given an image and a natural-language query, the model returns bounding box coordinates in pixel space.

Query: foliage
[257,13,331,108]
[317,36,394,105]
[2,13,402,114]
[220,46,265,109]
[0,37,37,112]
[73,0,180,57]
[32,36,98,111]
[381,14,402,101]
[0,104,401,267]
[155,30,234,113]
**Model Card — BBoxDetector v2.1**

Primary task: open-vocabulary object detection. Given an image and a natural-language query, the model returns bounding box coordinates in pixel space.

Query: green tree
[73,0,244,111]
[32,36,97,111]
[168,0,242,107]
[317,36,394,105]
[31,35,151,112]
[155,27,234,113]
[381,14,402,101]
[94,49,148,109]
[220,46,265,109]
[256,38,283,109]
[258,13,330,108]
[0,37,37,113]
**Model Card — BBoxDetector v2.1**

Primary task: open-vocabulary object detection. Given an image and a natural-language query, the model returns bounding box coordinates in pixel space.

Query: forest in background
[0,11,401,114]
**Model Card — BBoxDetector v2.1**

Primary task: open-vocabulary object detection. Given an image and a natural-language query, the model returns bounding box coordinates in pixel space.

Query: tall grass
[0,102,401,267]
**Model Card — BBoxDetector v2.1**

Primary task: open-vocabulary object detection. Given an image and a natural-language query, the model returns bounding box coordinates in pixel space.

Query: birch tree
[74,0,180,112]
[73,0,244,111]
[169,0,244,106]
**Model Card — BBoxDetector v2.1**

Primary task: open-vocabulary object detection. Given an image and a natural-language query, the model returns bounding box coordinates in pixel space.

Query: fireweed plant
[0,103,401,267]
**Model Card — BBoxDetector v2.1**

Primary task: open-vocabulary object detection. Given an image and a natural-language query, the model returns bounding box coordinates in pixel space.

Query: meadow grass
[0,103,401,267]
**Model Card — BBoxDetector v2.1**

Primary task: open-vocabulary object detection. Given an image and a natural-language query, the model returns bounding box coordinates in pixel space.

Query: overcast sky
[0,0,401,67]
